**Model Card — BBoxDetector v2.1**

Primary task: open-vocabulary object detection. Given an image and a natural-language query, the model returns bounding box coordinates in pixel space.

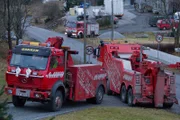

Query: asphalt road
[99,7,162,34]
[8,95,127,120]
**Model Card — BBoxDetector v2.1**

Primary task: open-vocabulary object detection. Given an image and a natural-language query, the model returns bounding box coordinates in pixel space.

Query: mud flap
[154,70,165,107]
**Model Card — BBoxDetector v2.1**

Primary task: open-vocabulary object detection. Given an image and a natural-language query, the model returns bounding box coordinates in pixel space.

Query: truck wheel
[163,103,173,109]
[127,88,134,106]
[107,80,112,95]
[120,85,127,103]
[94,86,104,104]
[163,27,166,30]
[12,96,26,107]
[79,33,83,38]
[49,90,63,111]
[67,34,71,37]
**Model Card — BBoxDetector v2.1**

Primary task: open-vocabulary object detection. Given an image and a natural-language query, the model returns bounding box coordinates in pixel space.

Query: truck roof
[71,64,100,67]
[12,45,51,57]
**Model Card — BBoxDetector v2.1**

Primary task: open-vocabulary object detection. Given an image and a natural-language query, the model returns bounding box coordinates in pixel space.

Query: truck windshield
[66,22,76,28]
[10,53,48,70]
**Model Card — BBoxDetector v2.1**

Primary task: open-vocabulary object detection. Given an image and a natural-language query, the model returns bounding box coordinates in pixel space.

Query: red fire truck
[5,37,107,111]
[94,41,178,108]
[65,21,99,38]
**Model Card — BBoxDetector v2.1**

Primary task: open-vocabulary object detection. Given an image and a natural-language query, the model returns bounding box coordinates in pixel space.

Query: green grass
[0,41,10,102]
[44,107,180,120]
[0,72,5,86]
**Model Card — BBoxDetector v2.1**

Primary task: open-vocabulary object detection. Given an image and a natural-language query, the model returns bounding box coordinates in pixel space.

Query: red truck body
[94,41,178,108]
[65,21,99,38]
[5,37,106,111]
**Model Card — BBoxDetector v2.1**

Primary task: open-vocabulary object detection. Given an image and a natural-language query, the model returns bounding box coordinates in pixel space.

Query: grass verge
[0,41,10,102]
[44,107,180,120]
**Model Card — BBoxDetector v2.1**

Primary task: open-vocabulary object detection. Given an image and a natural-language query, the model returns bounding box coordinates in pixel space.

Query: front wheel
[48,90,63,112]
[127,88,134,106]
[120,85,127,103]
[12,96,26,107]
[94,86,104,104]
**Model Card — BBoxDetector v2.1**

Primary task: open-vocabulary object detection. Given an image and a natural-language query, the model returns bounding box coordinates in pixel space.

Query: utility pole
[84,0,87,63]
[111,0,114,41]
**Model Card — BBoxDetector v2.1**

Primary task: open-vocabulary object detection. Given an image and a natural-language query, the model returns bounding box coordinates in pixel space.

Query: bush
[43,2,64,20]
[97,16,111,27]
[0,86,12,120]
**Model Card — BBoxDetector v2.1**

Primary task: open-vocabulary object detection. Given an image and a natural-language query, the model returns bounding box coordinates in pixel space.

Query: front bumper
[133,97,153,104]
[5,87,50,100]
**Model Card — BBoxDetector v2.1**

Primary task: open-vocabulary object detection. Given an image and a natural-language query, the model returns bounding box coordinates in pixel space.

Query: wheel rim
[121,87,126,101]
[55,97,61,109]
[97,89,103,101]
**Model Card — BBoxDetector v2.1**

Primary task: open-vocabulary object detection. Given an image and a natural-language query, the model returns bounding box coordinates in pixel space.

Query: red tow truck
[94,41,178,108]
[5,37,107,111]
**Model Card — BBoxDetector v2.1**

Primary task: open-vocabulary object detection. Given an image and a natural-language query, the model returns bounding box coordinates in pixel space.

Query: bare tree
[0,1,6,38]
[1,0,14,50]
[12,0,29,45]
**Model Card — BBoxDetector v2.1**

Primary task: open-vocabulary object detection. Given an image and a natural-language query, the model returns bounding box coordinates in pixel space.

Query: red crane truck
[5,37,107,111]
[65,21,99,38]
[93,41,178,108]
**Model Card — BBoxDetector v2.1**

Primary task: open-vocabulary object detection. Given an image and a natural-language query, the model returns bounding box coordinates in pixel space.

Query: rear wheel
[163,103,173,109]
[127,88,134,106]
[93,86,104,104]
[120,85,127,103]
[48,90,63,112]
[12,96,26,107]
[163,27,167,30]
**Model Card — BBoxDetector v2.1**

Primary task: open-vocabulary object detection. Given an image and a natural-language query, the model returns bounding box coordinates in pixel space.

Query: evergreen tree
[0,86,12,120]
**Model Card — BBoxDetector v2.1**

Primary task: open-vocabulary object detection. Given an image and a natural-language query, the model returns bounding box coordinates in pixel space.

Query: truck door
[46,56,64,87]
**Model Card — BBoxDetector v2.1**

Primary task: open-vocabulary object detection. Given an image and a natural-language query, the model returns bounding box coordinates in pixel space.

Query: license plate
[16,89,30,97]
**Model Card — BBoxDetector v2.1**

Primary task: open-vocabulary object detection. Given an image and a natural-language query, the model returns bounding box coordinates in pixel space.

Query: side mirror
[93,48,100,58]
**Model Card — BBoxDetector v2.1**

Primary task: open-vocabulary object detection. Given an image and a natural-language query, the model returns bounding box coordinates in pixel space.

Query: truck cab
[5,37,107,111]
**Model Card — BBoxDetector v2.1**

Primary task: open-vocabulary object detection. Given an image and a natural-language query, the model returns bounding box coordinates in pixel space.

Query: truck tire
[94,86,104,104]
[12,96,26,107]
[120,85,127,103]
[107,80,112,95]
[67,34,71,37]
[163,27,167,30]
[163,103,173,109]
[48,90,63,112]
[127,88,134,106]
[79,33,83,38]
